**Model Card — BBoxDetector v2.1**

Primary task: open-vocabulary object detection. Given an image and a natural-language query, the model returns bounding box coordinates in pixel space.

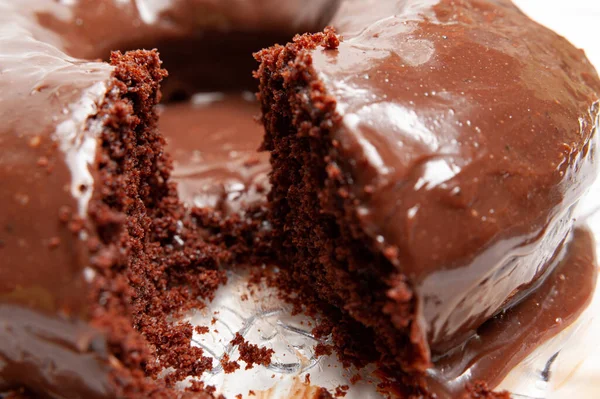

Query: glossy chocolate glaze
[1,0,599,397]
[160,93,269,215]
[0,2,113,317]
[428,227,598,397]
[34,0,341,96]
[33,0,340,59]
[0,1,115,395]
[0,0,336,396]
[311,0,600,355]
[0,306,113,399]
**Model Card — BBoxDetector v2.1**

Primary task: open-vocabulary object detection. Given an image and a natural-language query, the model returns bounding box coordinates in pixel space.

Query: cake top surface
[313,0,600,283]
[299,0,600,346]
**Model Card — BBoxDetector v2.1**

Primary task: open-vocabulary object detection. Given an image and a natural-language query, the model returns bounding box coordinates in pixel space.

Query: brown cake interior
[254,9,600,396]
[83,50,229,397]
[255,31,428,380]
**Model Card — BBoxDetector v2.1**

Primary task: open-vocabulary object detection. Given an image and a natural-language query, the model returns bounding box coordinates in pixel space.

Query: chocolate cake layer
[256,0,600,376]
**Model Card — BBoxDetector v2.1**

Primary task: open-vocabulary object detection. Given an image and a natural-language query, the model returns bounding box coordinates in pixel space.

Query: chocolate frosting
[32,0,341,96]
[0,0,113,330]
[311,0,600,353]
[160,93,269,215]
[428,227,598,396]
[0,306,113,398]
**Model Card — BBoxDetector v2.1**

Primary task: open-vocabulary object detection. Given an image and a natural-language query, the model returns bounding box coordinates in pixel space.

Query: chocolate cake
[255,0,600,395]
[1,0,599,398]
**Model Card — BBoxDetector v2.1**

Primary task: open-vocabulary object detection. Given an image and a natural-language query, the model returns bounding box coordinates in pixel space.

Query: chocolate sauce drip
[428,227,598,397]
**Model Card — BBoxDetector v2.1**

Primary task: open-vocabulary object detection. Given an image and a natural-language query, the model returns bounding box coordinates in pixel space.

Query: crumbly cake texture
[45,49,282,399]
[83,50,232,397]
[253,28,430,393]
[230,333,275,370]
[464,383,511,399]
[192,205,273,264]
[94,46,440,398]
[254,28,424,370]
[253,28,517,399]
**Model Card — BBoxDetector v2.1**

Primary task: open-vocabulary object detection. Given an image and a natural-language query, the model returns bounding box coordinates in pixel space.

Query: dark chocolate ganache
[160,93,269,215]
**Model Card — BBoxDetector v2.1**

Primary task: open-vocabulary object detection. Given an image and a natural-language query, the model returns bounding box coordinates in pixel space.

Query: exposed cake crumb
[349,374,362,385]
[221,353,241,374]
[314,388,334,399]
[231,332,274,370]
[195,326,210,335]
[82,50,230,396]
[464,382,511,399]
[314,343,333,358]
[333,385,349,398]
